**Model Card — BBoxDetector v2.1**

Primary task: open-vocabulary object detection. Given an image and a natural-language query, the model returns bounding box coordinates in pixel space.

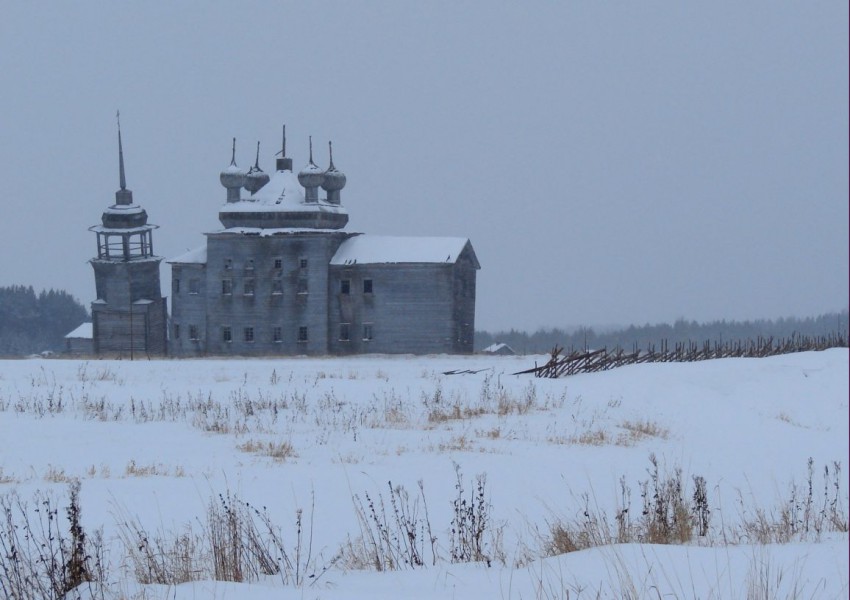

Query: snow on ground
[0,350,847,598]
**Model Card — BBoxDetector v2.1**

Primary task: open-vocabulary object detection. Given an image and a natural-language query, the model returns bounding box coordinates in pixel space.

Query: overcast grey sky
[0,2,846,332]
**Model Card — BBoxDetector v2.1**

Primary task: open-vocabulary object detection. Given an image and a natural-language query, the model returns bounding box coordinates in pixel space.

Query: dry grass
[0,468,16,484]
[549,428,611,446]
[124,460,186,478]
[43,464,72,483]
[616,418,670,445]
[237,439,298,462]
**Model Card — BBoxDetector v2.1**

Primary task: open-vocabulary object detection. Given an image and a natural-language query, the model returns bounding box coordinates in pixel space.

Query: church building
[167,128,479,356]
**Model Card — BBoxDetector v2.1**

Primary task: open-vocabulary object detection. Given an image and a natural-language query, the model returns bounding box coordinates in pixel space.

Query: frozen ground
[0,349,847,598]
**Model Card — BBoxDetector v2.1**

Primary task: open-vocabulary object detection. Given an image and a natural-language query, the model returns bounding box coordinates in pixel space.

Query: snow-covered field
[0,350,847,599]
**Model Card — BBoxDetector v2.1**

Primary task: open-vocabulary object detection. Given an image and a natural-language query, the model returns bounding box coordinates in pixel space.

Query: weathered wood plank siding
[171,232,352,356]
[327,261,475,355]
[169,233,477,356]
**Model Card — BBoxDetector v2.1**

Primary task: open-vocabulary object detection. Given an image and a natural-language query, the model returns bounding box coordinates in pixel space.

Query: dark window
[340,279,351,295]
[339,323,350,341]
[244,278,255,296]
[363,279,373,294]
[363,323,373,341]
[299,258,308,269]
[222,326,232,343]
[273,327,282,343]
[245,259,254,271]
[297,279,308,294]
[298,326,308,342]
[274,258,282,269]
[271,279,283,295]
[244,327,254,342]
[189,325,199,340]
[173,324,180,339]
[173,279,180,294]
[224,258,232,270]
[189,278,200,294]
[222,279,232,295]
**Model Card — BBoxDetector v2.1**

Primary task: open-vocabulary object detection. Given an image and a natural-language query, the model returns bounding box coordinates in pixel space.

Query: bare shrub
[640,454,692,545]
[117,491,326,587]
[346,480,437,571]
[450,463,495,565]
[546,456,710,556]
[736,458,848,544]
[115,517,203,585]
[0,482,106,600]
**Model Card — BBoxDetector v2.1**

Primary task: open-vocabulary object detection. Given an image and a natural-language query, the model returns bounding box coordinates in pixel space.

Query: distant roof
[169,245,207,264]
[65,322,93,339]
[482,342,515,354]
[331,235,476,266]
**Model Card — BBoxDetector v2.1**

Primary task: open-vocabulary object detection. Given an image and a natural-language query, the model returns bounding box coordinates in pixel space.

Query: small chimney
[275,125,293,171]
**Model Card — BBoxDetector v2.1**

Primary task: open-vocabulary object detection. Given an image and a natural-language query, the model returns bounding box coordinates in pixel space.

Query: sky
[0,2,846,333]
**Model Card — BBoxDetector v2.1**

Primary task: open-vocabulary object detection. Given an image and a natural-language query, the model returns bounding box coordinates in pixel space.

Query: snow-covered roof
[211,227,343,237]
[330,235,473,265]
[102,204,145,215]
[89,224,159,234]
[218,170,347,215]
[482,343,515,354]
[169,245,207,264]
[65,322,93,339]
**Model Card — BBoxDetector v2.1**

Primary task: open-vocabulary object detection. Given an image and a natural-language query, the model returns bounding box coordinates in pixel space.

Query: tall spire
[230,137,237,166]
[308,135,315,165]
[117,110,126,190]
[328,140,335,170]
[115,110,133,205]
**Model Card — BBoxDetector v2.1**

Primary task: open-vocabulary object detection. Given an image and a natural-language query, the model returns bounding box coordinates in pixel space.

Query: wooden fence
[513,331,848,378]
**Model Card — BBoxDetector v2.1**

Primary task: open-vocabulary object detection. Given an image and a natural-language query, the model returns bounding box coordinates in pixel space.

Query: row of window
[174,323,374,343]
[223,258,304,271]
[176,278,374,296]
[340,279,373,294]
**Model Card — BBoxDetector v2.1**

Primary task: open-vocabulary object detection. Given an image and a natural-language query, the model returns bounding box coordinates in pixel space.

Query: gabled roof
[330,235,479,267]
[65,322,93,339]
[169,245,207,265]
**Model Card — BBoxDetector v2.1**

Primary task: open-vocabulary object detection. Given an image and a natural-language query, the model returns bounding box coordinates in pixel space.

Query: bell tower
[88,113,167,357]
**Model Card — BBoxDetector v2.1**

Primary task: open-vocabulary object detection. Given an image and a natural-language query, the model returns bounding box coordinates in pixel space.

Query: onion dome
[244,141,270,194]
[321,141,346,193]
[297,136,325,189]
[220,138,246,190]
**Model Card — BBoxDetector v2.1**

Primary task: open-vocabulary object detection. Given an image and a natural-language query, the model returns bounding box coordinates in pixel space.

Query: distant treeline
[0,285,89,356]
[476,310,850,354]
